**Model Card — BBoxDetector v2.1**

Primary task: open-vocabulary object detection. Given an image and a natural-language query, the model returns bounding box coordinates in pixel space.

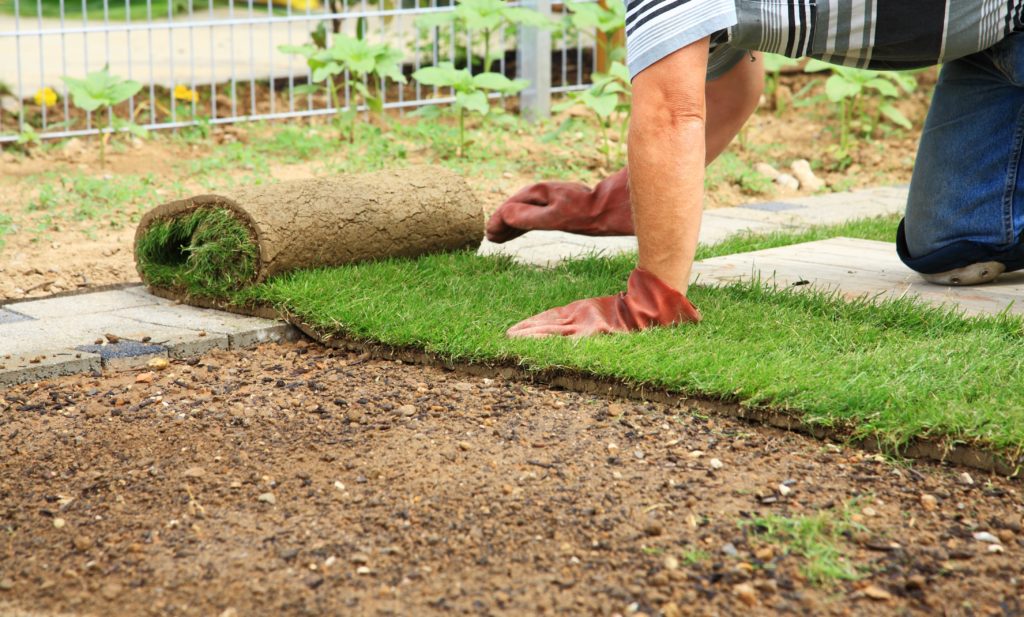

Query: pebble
[905,574,926,590]
[663,555,679,570]
[687,450,703,458]
[52,517,66,529]
[100,582,122,600]
[775,173,800,191]
[777,483,791,497]
[458,441,472,451]
[987,544,1005,554]
[183,466,205,479]
[862,584,892,601]
[732,582,758,607]
[973,531,1000,544]
[135,371,155,384]
[997,528,1015,543]
[790,159,825,191]
[920,494,938,511]
[721,542,738,557]
[73,535,93,551]
[0,579,13,591]
[754,162,781,180]
[356,566,372,575]
[397,404,416,417]
[257,492,277,505]
[147,357,170,371]
[709,458,724,470]
[862,506,878,518]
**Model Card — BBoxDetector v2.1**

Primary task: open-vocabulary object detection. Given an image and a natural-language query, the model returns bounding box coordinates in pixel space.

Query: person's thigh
[899,34,1024,274]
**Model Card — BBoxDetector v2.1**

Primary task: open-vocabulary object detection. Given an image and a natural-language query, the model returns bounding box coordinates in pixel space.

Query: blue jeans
[898,33,1024,274]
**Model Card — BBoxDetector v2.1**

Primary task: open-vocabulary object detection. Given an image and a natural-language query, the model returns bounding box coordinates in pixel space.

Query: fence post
[518,0,551,122]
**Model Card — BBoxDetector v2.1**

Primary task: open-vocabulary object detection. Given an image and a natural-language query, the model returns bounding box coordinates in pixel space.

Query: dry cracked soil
[1,341,1023,617]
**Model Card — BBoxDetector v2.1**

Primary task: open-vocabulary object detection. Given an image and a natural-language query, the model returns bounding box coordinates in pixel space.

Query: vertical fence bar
[518,0,550,121]
[36,0,46,130]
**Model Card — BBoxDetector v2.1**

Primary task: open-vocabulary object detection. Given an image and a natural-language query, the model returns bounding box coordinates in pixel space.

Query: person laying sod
[491,1,1024,338]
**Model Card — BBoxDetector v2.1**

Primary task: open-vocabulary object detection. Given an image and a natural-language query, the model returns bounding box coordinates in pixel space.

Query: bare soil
[1,341,1022,616]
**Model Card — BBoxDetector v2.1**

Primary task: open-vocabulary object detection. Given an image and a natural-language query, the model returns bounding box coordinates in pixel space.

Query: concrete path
[0,286,298,386]
[0,185,908,386]
[478,185,909,267]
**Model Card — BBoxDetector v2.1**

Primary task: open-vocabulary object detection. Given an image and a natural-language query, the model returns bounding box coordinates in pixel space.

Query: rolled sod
[134,166,482,298]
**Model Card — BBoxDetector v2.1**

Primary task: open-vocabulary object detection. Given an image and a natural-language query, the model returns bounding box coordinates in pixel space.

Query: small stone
[104,333,120,344]
[777,484,791,497]
[304,574,324,589]
[183,466,205,479]
[987,544,1005,554]
[862,506,878,518]
[52,517,66,529]
[356,566,372,575]
[754,546,775,561]
[790,159,825,191]
[721,542,738,557]
[0,579,14,591]
[862,584,892,601]
[334,480,345,491]
[958,472,974,485]
[661,602,682,617]
[458,441,472,451]
[687,450,703,458]
[350,552,370,564]
[905,574,926,590]
[753,162,780,179]
[73,535,93,551]
[257,492,276,505]
[733,582,758,607]
[100,582,122,600]
[219,609,239,617]
[997,528,1015,543]
[644,522,663,537]
[663,555,679,570]
[147,357,170,371]
[135,371,155,384]
[920,494,938,511]
[973,531,1000,544]
[397,404,416,417]
[709,458,724,470]
[607,443,620,454]
[775,173,800,191]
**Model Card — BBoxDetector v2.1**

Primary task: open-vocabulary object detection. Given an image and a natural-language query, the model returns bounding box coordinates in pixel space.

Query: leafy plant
[803,60,916,153]
[61,65,144,166]
[412,61,527,156]
[415,0,552,72]
[762,53,799,114]
[562,0,626,65]
[553,60,630,169]
[280,33,406,143]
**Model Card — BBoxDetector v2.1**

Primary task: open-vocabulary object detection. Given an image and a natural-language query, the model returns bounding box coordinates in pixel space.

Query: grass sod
[135,207,258,297]
[138,211,1024,453]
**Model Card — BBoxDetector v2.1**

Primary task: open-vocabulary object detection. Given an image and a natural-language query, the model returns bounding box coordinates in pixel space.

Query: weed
[742,501,867,586]
[0,212,14,253]
[554,61,630,169]
[681,549,710,565]
[62,65,145,166]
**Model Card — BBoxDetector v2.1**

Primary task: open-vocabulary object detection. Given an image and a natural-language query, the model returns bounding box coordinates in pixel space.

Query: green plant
[762,53,799,114]
[411,61,527,156]
[61,65,145,166]
[562,0,626,64]
[743,501,867,586]
[803,60,916,153]
[280,34,406,143]
[0,212,14,254]
[415,0,552,72]
[553,60,630,169]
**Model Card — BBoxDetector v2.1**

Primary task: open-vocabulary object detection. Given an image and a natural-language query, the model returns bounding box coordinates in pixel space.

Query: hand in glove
[485,168,634,243]
[506,267,701,338]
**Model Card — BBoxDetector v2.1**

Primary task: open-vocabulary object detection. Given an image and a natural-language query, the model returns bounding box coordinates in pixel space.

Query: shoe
[919,261,1006,285]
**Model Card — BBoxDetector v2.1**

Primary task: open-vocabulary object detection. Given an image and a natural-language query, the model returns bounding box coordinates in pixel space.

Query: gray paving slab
[7,288,161,319]
[0,308,33,324]
[75,341,169,371]
[0,349,101,387]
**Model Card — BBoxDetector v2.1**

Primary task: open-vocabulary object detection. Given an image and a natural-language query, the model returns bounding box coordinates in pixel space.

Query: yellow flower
[174,84,199,103]
[34,87,57,108]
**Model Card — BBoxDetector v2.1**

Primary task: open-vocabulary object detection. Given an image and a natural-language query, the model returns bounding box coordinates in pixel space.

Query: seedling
[280,33,406,143]
[411,61,527,157]
[553,60,630,169]
[762,53,799,114]
[803,60,915,155]
[563,0,626,64]
[415,0,552,72]
[61,66,145,167]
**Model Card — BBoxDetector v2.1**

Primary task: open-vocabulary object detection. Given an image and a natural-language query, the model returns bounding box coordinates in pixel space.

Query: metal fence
[0,0,598,143]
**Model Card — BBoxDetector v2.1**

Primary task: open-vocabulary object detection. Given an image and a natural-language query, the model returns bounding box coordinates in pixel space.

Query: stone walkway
[1,186,909,386]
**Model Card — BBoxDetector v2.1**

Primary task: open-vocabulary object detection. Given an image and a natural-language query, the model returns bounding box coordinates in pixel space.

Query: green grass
[27,171,158,225]
[0,212,13,253]
[743,502,867,586]
[136,207,258,296]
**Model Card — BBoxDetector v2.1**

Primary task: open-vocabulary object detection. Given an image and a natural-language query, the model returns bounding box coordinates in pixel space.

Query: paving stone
[0,308,32,324]
[75,341,169,371]
[0,349,102,387]
[0,313,218,357]
[739,201,806,212]
[6,288,160,319]
[227,323,302,348]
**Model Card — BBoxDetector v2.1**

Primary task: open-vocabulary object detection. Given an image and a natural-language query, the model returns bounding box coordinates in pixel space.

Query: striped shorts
[625,0,1024,80]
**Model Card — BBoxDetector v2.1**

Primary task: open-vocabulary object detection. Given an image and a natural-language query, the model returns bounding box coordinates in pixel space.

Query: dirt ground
[1,341,1022,616]
[0,69,934,302]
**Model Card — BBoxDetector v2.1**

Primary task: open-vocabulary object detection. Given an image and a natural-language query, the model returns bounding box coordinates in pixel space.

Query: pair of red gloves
[487,169,702,338]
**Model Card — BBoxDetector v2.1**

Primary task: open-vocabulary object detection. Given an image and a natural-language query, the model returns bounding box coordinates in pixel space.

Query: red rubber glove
[506,267,701,338]
[486,168,634,243]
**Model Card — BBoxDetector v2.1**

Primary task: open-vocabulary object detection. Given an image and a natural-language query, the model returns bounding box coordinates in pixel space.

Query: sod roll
[134,166,482,297]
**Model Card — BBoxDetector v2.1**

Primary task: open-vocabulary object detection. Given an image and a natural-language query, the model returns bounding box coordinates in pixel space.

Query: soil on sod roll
[1,341,1022,616]
[133,165,482,298]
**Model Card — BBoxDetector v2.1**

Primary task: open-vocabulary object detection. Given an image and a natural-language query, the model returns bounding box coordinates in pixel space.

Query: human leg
[899,34,1024,283]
